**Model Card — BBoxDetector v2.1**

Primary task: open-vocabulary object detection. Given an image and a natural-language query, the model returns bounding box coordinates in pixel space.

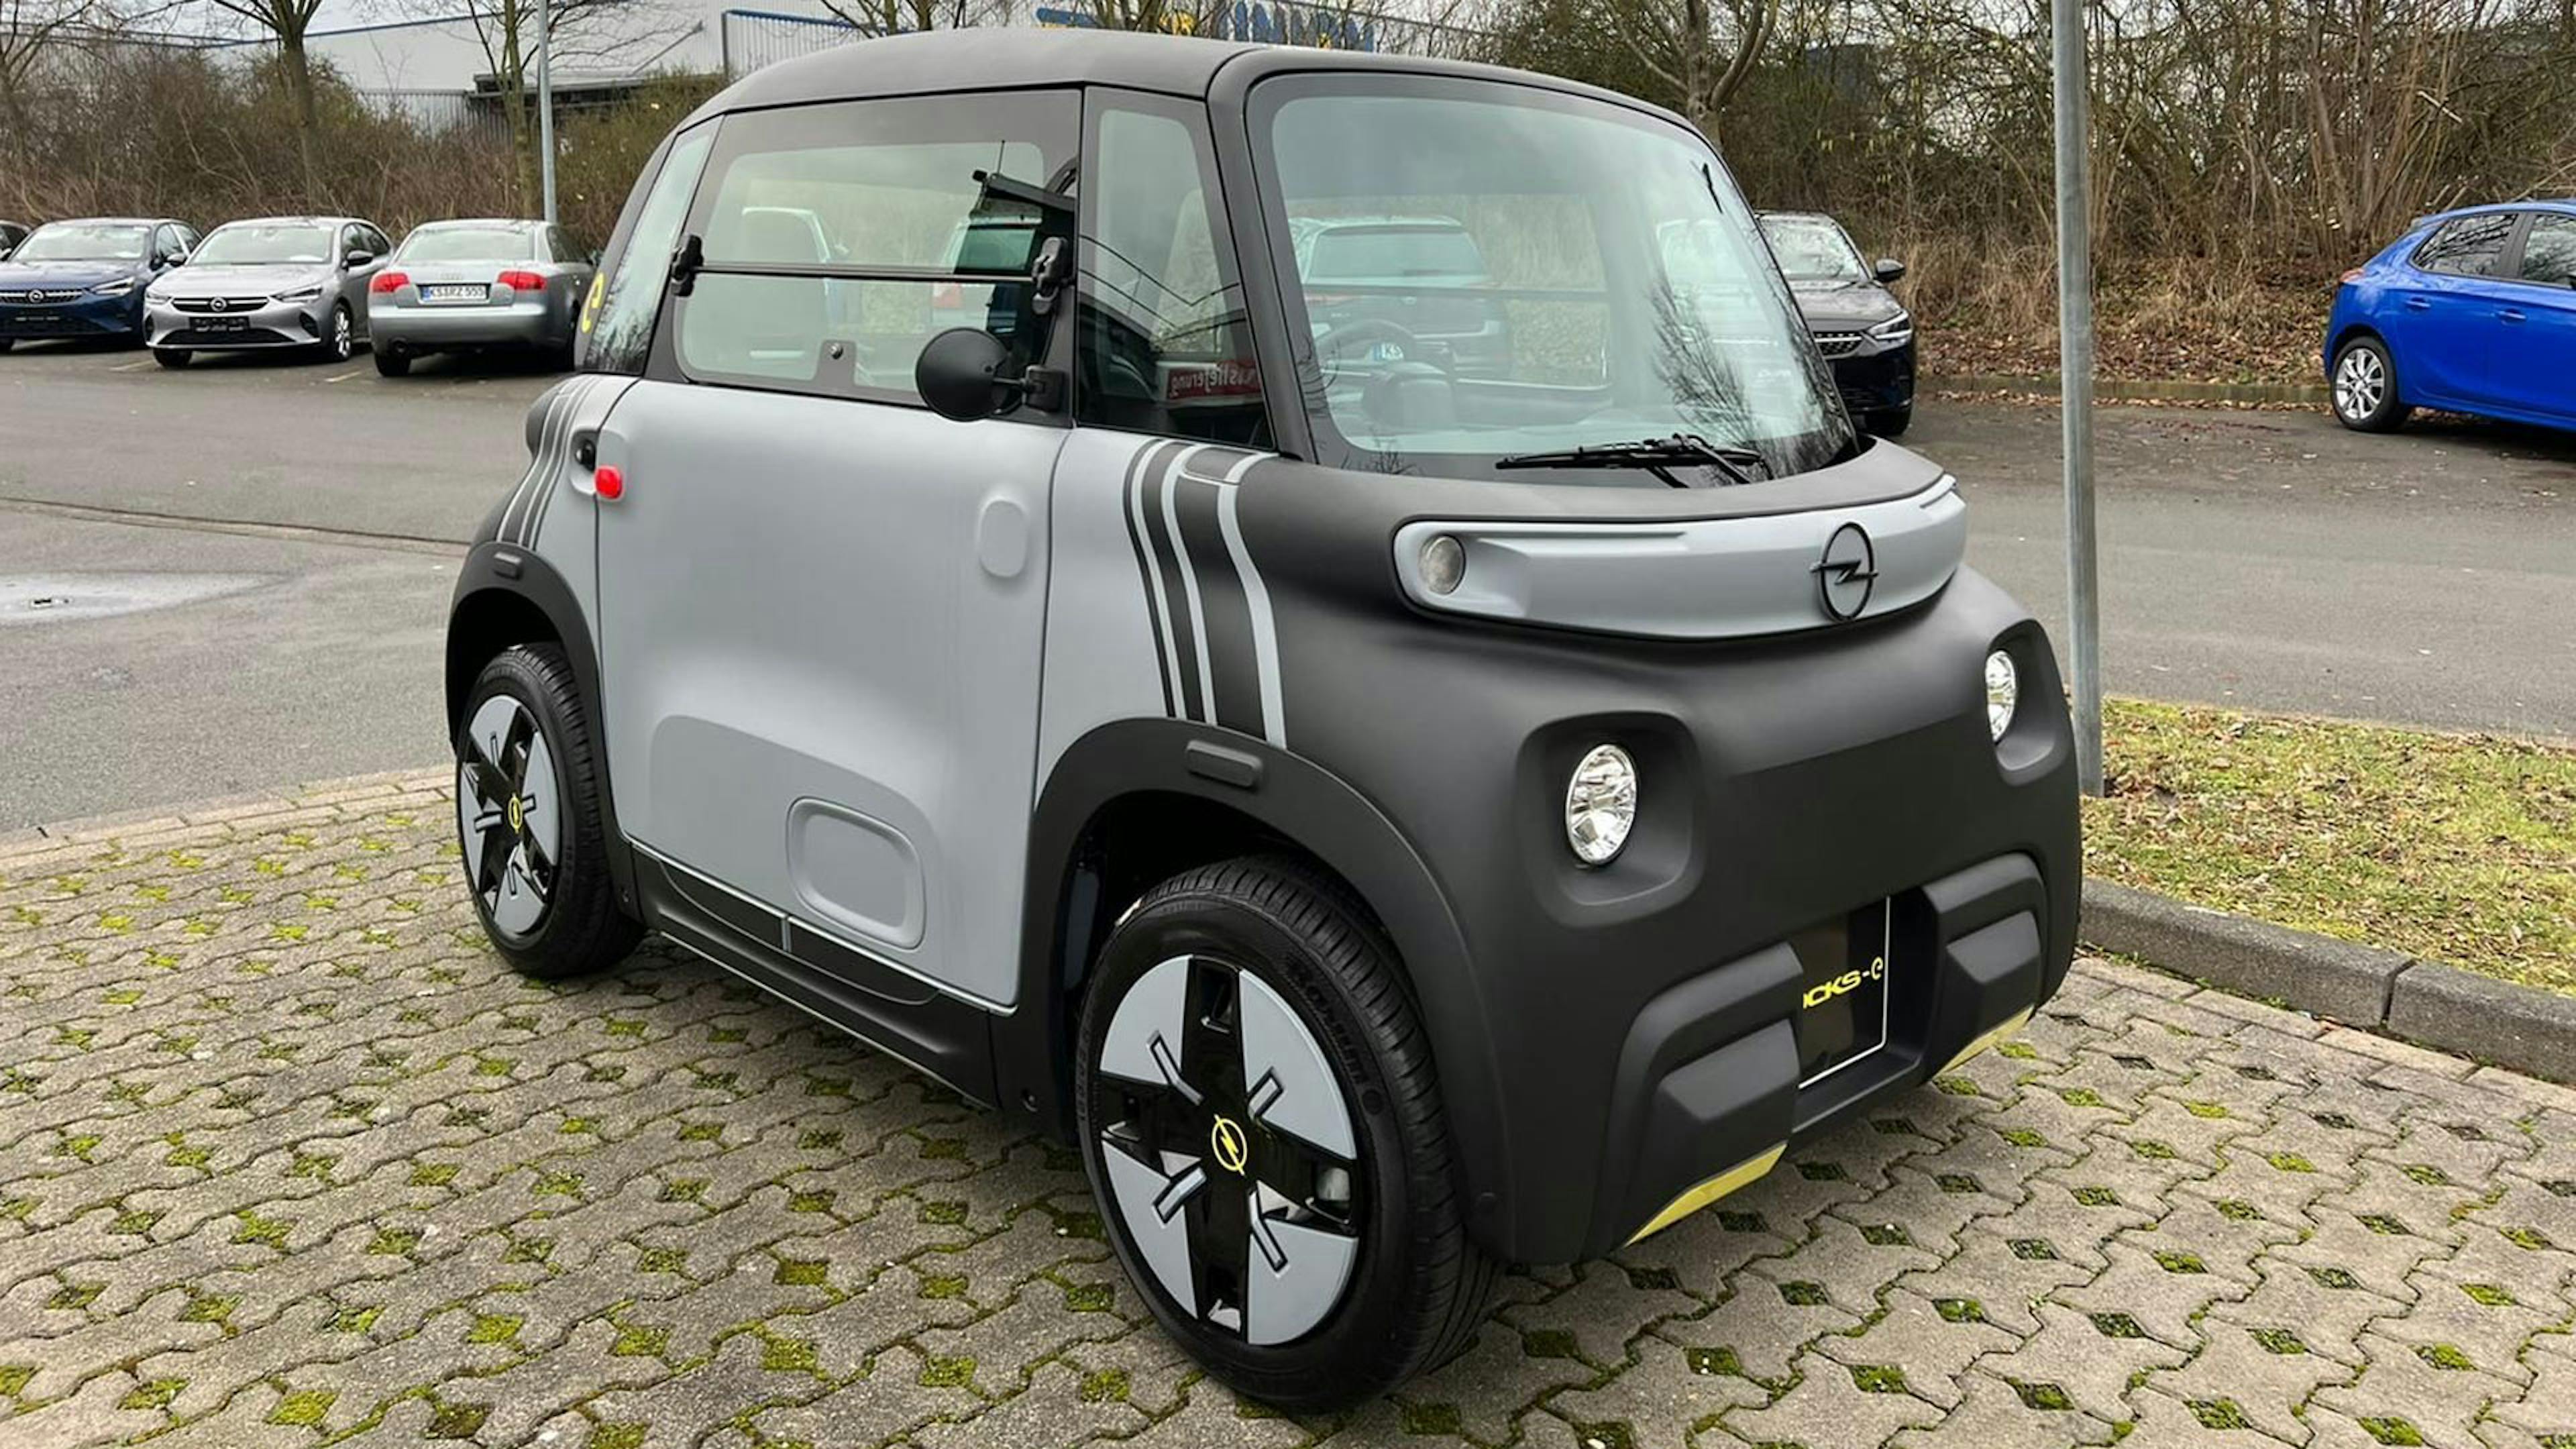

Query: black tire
[152,347,188,369]
[318,302,355,364]
[374,347,412,377]
[453,643,641,980]
[2330,335,2411,432]
[1868,402,1913,437]
[0,338,13,353]
[1075,855,1498,1411]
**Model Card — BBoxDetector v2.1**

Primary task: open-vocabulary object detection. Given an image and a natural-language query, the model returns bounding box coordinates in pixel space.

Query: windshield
[15,222,150,262]
[398,225,534,262]
[193,224,333,266]
[1758,215,1867,283]
[1255,79,1850,483]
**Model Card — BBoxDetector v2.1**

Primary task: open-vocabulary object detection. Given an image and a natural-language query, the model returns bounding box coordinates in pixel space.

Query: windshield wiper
[1494,433,1767,488]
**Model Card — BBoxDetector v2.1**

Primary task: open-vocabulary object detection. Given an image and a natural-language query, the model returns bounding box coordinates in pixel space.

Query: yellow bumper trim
[1624,1144,1786,1246]
[1939,1006,2035,1077]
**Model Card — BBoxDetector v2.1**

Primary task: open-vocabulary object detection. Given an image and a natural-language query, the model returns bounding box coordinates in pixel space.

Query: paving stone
[4,790,2574,1448]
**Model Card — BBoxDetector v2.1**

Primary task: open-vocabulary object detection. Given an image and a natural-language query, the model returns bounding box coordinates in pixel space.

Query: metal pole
[2051,0,2102,795]
[536,0,557,225]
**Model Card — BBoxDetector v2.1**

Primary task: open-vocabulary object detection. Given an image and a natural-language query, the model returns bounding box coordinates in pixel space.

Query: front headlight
[1565,744,1638,867]
[1985,650,2019,742]
[89,277,136,297]
[1869,311,1914,344]
[273,284,322,303]
[144,285,172,304]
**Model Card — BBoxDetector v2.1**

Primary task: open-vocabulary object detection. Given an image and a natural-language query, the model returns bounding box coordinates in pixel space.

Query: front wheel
[152,347,188,369]
[1868,402,1913,437]
[454,643,640,979]
[2330,336,2411,432]
[317,302,355,364]
[1075,857,1497,1411]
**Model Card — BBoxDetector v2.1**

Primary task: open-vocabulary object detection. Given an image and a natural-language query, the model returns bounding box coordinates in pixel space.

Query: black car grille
[1813,330,1866,358]
[170,297,274,314]
[0,288,95,305]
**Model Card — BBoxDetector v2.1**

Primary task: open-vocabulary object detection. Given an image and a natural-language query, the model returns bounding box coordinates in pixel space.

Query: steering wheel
[1309,316,1424,368]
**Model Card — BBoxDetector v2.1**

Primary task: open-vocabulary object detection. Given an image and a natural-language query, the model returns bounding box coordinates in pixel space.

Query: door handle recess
[2499,309,2526,323]
[2404,297,2432,311]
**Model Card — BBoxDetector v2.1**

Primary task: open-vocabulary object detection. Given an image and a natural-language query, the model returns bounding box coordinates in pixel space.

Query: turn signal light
[370,270,407,294]
[496,270,545,292]
[2339,268,2365,284]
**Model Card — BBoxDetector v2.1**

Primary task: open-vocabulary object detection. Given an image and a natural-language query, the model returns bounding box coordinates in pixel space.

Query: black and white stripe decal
[497,374,607,548]
[1123,441,1286,748]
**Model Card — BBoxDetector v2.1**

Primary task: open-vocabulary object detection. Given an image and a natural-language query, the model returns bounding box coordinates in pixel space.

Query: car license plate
[198,316,248,333]
[1790,899,1892,1086]
[423,284,488,303]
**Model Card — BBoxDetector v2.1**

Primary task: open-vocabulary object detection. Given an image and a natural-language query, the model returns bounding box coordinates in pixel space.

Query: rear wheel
[453,644,640,979]
[2330,336,2410,432]
[1075,857,1497,1411]
[0,339,13,354]
[152,347,187,369]
[374,347,412,377]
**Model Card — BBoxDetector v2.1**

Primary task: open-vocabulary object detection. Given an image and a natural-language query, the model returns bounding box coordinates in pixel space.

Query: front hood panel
[158,266,325,298]
[0,262,133,290]
[1788,282,1904,329]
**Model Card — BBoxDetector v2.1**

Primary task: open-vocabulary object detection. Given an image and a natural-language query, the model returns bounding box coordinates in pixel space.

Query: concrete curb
[2082,877,2576,1085]
[1929,372,2329,406]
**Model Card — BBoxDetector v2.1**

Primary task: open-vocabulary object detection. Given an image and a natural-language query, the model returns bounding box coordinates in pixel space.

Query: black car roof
[688,29,1689,133]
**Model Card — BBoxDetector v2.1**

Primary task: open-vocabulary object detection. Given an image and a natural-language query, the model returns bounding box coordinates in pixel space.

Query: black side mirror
[916,327,1020,421]
[345,250,375,269]
[1872,258,1908,284]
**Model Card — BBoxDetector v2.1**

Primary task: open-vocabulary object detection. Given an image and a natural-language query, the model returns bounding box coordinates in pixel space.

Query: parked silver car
[144,215,393,368]
[370,219,594,376]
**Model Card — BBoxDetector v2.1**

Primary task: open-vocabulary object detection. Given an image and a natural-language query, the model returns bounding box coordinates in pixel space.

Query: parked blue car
[0,217,200,351]
[2324,201,2576,433]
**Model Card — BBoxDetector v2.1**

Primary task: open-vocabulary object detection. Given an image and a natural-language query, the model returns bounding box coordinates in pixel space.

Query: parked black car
[1756,211,1916,436]
[0,222,28,260]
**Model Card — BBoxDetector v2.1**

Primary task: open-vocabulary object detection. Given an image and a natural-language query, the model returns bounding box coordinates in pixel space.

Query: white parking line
[322,368,367,384]
[111,358,157,372]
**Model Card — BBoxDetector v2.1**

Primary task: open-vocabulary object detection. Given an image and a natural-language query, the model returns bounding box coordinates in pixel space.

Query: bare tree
[199,0,329,199]
[432,0,672,213]
[1623,0,1775,134]
[814,0,983,31]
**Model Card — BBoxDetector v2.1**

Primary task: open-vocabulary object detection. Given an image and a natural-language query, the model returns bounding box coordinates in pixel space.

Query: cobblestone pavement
[2,775,2573,1449]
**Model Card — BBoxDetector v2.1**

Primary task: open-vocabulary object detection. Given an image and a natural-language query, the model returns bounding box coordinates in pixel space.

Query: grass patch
[2084,699,2576,996]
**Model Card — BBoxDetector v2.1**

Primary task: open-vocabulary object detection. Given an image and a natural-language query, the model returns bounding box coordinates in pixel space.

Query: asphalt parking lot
[3,337,2571,826]
[3,778,2572,1449]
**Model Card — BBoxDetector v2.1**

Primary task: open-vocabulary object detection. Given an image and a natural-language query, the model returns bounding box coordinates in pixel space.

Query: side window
[1077,99,1271,447]
[367,225,392,257]
[588,125,716,376]
[2518,215,2576,288]
[669,91,1076,401]
[152,225,177,262]
[2413,214,2514,278]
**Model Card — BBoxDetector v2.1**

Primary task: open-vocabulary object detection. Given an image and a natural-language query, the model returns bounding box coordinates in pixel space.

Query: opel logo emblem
[207,297,229,313]
[1811,521,1878,623]
[506,795,525,835]
[1209,1116,1249,1175]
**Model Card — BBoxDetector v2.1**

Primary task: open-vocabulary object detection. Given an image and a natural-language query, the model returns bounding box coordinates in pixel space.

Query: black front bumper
[1279,565,2078,1263]
[1596,850,2053,1252]
[1828,338,1917,417]
[0,297,143,340]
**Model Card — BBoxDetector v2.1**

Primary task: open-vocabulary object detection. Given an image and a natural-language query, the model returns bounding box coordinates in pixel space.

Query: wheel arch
[446,541,639,911]
[1001,717,1521,1258]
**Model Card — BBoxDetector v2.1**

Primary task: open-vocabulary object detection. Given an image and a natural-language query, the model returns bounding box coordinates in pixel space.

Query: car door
[340,223,386,330]
[2392,213,2518,407]
[2493,211,2576,424]
[592,89,1077,1010]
